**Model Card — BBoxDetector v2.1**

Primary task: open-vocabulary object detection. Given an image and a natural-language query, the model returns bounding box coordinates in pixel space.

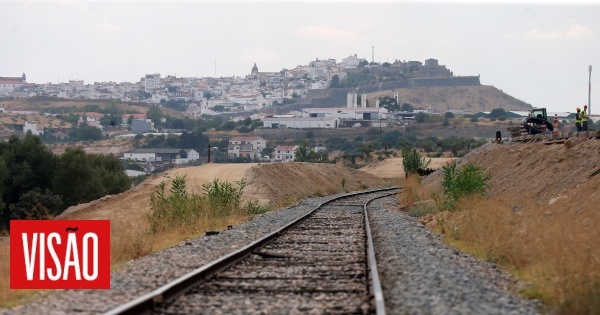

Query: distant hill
[367,85,532,113]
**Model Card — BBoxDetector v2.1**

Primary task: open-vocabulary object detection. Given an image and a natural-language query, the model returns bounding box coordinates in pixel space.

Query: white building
[0,74,26,95]
[302,108,380,120]
[274,145,298,162]
[123,148,199,164]
[23,121,43,136]
[227,136,266,159]
[145,73,161,91]
[263,117,339,129]
[341,55,362,68]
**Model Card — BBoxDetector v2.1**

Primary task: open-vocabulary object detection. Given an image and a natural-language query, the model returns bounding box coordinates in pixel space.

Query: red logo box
[10,220,110,289]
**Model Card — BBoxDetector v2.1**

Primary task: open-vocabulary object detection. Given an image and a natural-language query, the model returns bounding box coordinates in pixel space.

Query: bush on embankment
[147,175,269,245]
[402,161,600,315]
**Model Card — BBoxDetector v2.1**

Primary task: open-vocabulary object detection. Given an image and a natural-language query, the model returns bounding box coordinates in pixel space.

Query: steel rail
[104,187,399,315]
[364,191,397,315]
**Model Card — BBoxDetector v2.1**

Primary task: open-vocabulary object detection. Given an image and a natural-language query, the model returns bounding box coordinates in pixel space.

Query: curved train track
[105,188,399,315]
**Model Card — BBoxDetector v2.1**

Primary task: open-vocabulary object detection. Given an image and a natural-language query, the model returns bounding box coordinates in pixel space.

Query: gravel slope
[369,197,543,315]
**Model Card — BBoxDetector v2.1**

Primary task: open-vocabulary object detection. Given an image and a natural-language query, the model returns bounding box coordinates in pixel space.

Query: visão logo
[10,220,110,289]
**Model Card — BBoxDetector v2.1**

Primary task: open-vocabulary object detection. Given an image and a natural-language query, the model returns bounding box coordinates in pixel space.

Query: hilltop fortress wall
[292,76,481,110]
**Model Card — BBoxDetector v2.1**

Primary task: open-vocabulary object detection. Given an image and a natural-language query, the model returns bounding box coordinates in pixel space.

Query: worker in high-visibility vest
[582,105,589,131]
[553,114,560,135]
[575,107,582,132]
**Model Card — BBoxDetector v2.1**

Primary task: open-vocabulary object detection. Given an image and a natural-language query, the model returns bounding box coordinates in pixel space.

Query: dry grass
[0,206,255,307]
[0,243,42,308]
[434,197,600,314]
[398,175,428,207]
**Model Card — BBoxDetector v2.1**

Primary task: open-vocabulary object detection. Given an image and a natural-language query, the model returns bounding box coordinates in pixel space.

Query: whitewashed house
[228,136,266,159]
[274,145,298,162]
[123,148,199,164]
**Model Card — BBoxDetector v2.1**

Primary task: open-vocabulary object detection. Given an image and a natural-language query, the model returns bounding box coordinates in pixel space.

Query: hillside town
[0,55,594,171]
[0,56,452,115]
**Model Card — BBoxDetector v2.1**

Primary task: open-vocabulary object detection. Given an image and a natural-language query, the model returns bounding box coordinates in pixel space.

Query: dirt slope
[359,157,453,178]
[60,162,391,223]
[422,139,600,209]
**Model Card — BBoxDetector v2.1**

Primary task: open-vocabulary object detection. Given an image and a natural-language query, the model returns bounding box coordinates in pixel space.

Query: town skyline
[2,1,600,112]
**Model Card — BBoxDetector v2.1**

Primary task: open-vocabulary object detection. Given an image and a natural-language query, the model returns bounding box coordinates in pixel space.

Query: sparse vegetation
[402,149,431,176]
[440,162,490,206]
[400,143,600,314]
[432,197,600,315]
[148,176,264,237]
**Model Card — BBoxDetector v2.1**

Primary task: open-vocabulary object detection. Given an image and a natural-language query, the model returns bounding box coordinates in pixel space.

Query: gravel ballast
[2,191,543,314]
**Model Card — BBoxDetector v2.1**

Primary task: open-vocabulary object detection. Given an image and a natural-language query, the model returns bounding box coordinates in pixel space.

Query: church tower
[251,62,258,75]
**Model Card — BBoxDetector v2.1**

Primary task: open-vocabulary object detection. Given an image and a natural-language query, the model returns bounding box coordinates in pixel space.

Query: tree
[379,96,400,112]
[71,126,103,141]
[164,99,187,112]
[100,114,120,127]
[489,108,507,119]
[415,112,429,123]
[238,126,252,133]
[9,189,62,220]
[221,121,237,131]
[294,141,312,162]
[146,106,163,125]
[445,111,455,119]
[382,62,392,67]
[401,103,414,112]
[358,60,369,67]
[164,134,180,148]
[179,129,208,152]
[53,147,130,209]
[0,135,59,229]
[330,75,341,88]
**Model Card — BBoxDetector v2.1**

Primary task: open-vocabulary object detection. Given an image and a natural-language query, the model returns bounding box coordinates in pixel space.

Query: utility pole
[207,143,211,163]
[589,65,592,116]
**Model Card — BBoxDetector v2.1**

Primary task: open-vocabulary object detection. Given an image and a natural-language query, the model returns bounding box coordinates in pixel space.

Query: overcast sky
[2,0,600,112]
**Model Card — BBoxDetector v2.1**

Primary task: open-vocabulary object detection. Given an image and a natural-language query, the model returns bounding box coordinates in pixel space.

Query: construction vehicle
[521,107,554,135]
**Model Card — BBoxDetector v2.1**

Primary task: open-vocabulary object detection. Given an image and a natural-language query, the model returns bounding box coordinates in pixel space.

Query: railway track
[105,188,398,315]
[509,130,600,143]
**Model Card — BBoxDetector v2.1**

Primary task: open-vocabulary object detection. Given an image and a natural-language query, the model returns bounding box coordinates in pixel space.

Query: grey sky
[2,0,600,112]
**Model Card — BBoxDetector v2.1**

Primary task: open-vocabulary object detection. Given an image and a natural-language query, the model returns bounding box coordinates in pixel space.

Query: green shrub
[244,199,270,215]
[202,178,247,216]
[148,176,249,234]
[439,162,491,210]
[402,149,431,176]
